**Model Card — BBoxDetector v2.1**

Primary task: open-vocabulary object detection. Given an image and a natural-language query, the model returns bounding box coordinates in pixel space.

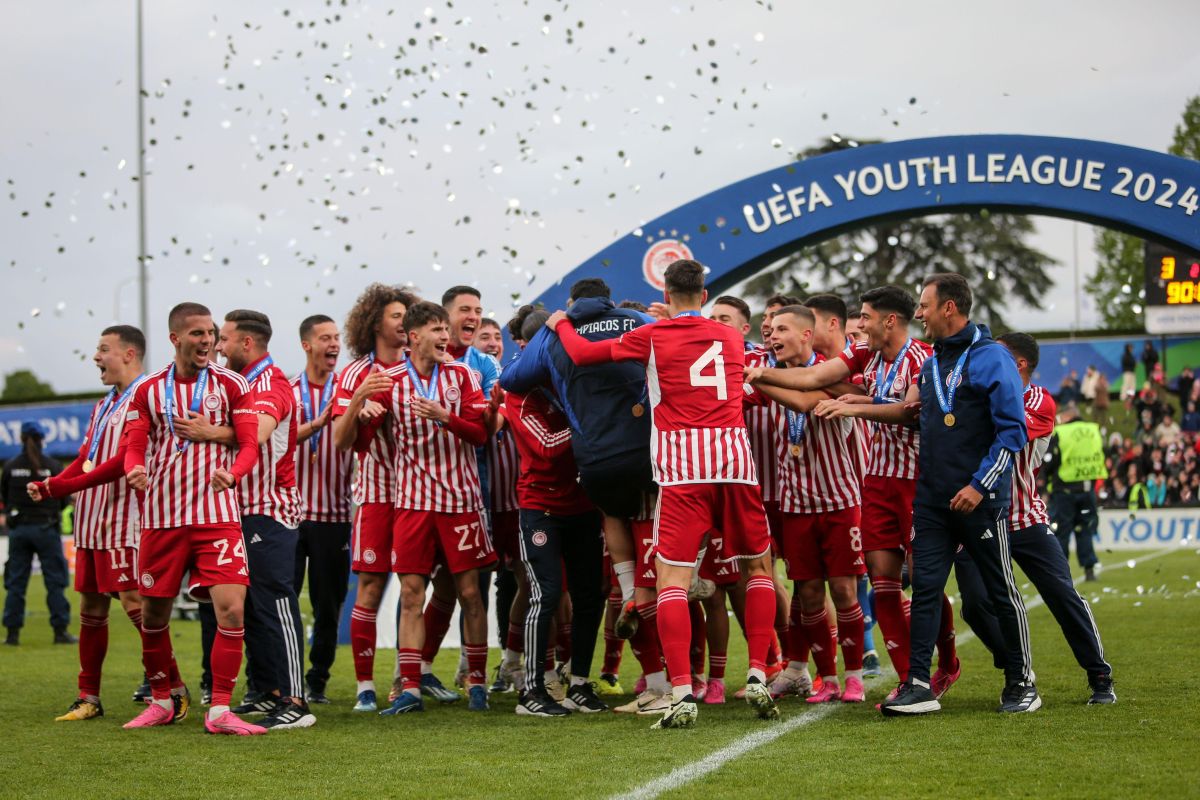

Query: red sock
[421,595,455,664]
[139,624,174,701]
[688,601,706,675]
[836,604,865,671]
[463,642,488,687]
[210,626,245,708]
[129,608,181,690]
[800,608,838,678]
[544,648,556,673]
[77,613,108,699]
[744,576,775,674]
[871,575,910,682]
[936,593,958,671]
[786,594,809,664]
[709,650,727,680]
[399,648,422,692]
[505,621,525,654]
[656,587,693,689]
[631,601,663,676]
[556,623,572,666]
[602,597,623,675]
[350,605,377,682]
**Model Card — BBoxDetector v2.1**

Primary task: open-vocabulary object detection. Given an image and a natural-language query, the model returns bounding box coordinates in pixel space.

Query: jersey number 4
[689,342,727,400]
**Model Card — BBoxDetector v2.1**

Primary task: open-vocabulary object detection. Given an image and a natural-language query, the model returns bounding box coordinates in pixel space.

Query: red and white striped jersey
[1010,383,1056,529]
[378,361,487,513]
[582,316,756,486]
[747,355,861,514]
[333,354,399,506]
[125,363,253,528]
[745,346,782,503]
[838,338,930,480]
[237,359,302,528]
[73,378,146,549]
[291,371,353,523]
[486,428,520,513]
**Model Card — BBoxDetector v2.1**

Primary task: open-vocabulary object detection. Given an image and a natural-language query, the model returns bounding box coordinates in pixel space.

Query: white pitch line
[613,544,1188,800]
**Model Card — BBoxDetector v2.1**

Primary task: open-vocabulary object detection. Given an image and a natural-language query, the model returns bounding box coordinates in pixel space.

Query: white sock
[846,669,863,682]
[672,684,692,703]
[502,649,522,668]
[748,667,766,683]
[544,669,558,685]
[647,671,670,695]
[357,680,375,694]
[405,687,420,699]
[153,698,172,711]
[420,661,432,676]
[786,660,809,674]
[613,561,636,603]
[208,704,229,720]
[570,675,588,687]
[822,674,839,685]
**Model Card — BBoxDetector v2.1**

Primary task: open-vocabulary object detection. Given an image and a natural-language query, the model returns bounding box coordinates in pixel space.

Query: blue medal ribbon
[300,371,335,453]
[672,310,702,318]
[929,327,981,418]
[785,352,818,447]
[165,364,210,452]
[86,374,145,465]
[405,360,440,402]
[243,355,274,385]
[874,338,913,403]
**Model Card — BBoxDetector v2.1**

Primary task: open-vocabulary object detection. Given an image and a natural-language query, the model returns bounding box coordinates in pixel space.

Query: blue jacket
[500,297,652,473]
[916,322,1027,510]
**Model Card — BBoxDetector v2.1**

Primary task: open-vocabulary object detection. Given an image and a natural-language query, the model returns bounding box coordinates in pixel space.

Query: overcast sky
[3,0,1198,392]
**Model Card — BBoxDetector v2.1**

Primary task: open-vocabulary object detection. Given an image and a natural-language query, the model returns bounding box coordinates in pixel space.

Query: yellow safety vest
[1055,420,1109,483]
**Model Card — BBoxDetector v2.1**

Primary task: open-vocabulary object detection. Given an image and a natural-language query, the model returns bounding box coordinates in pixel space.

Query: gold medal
[82,459,95,473]
[944,413,956,427]
[872,432,882,444]
[310,452,318,464]
[632,403,645,418]
[790,443,802,457]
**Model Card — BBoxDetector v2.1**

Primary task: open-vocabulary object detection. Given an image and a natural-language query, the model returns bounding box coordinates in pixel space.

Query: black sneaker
[261,699,317,730]
[132,676,152,703]
[998,681,1042,713]
[516,687,571,717]
[53,627,79,645]
[232,692,278,715]
[305,684,331,705]
[200,682,212,706]
[879,678,941,716]
[5,627,19,646]
[1087,674,1116,705]
[562,682,608,713]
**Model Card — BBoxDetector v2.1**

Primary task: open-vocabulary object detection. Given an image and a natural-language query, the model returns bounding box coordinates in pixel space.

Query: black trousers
[2,522,71,630]
[518,509,605,689]
[1050,489,1100,568]
[956,523,1110,678]
[293,520,351,693]
[243,515,305,698]
[911,503,1032,686]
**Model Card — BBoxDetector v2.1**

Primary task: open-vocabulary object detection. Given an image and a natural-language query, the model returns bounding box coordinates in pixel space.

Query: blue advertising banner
[0,400,98,462]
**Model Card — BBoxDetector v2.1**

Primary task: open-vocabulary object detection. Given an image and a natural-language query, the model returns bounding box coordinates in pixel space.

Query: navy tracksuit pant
[956,522,1110,678]
[293,520,351,693]
[911,504,1033,686]
[243,515,305,699]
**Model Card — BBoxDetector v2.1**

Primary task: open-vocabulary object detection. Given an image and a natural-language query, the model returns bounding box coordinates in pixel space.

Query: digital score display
[1145,241,1200,306]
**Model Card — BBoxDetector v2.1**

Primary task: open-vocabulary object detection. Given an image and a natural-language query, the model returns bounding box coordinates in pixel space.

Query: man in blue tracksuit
[499,278,654,614]
[882,273,1037,716]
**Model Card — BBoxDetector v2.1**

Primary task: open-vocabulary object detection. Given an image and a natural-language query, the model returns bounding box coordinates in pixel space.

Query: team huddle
[28,259,1115,734]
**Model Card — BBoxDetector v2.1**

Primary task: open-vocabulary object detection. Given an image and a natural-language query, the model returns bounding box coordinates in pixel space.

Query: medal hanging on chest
[929,328,980,431]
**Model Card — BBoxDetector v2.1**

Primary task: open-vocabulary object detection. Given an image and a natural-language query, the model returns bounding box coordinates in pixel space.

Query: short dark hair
[617,300,647,312]
[859,285,916,321]
[996,331,1040,370]
[712,295,752,324]
[299,314,335,340]
[847,309,862,321]
[773,304,815,328]
[803,294,847,328]
[225,309,273,347]
[506,305,536,341]
[441,285,481,307]
[478,318,501,332]
[168,302,212,332]
[404,300,450,333]
[764,294,801,310]
[101,325,146,359]
[663,259,705,297]
[570,278,611,301]
[521,310,551,342]
[923,273,973,316]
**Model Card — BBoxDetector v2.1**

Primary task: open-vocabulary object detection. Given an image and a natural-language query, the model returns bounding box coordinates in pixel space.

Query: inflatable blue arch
[525,134,1200,316]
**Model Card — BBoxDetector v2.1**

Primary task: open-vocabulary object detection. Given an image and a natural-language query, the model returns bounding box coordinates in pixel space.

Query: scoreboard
[1144,241,1200,333]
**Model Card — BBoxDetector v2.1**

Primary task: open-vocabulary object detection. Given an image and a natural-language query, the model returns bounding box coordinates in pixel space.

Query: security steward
[1046,402,1108,581]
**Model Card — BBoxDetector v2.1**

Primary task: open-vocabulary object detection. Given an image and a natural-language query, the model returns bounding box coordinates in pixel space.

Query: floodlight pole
[135,0,149,359]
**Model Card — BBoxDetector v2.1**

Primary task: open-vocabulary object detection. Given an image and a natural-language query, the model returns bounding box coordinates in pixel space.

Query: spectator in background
[1120,343,1138,406]
[1093,370,1110,415]
[1058,370,1080,407]
[1155,411,1183,448]
[1080,366,1099,407]
[1172,366,1196,406]
[2,422,76,646]
[1146,470,1168,507]
[1136,385,1167,430]
[1127,463,1151,510]
[1141,340,1159,377]
[1185,402,1200,435]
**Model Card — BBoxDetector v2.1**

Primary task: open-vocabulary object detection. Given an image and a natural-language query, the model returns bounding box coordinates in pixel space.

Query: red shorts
[138,524,249,599]
[763,499,785,557]
[653,482,770,567]
[779,506,866,581]
[490,510,521,566]
[699,532,740,585]
[632,518,657,588]
[352,502,394,573]
[75,546,139,595]
[391,508,497,576]
[861,475,916,553]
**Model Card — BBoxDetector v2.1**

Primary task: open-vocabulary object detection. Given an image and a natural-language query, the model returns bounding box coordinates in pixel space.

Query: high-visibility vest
[1055,420,1109,483]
